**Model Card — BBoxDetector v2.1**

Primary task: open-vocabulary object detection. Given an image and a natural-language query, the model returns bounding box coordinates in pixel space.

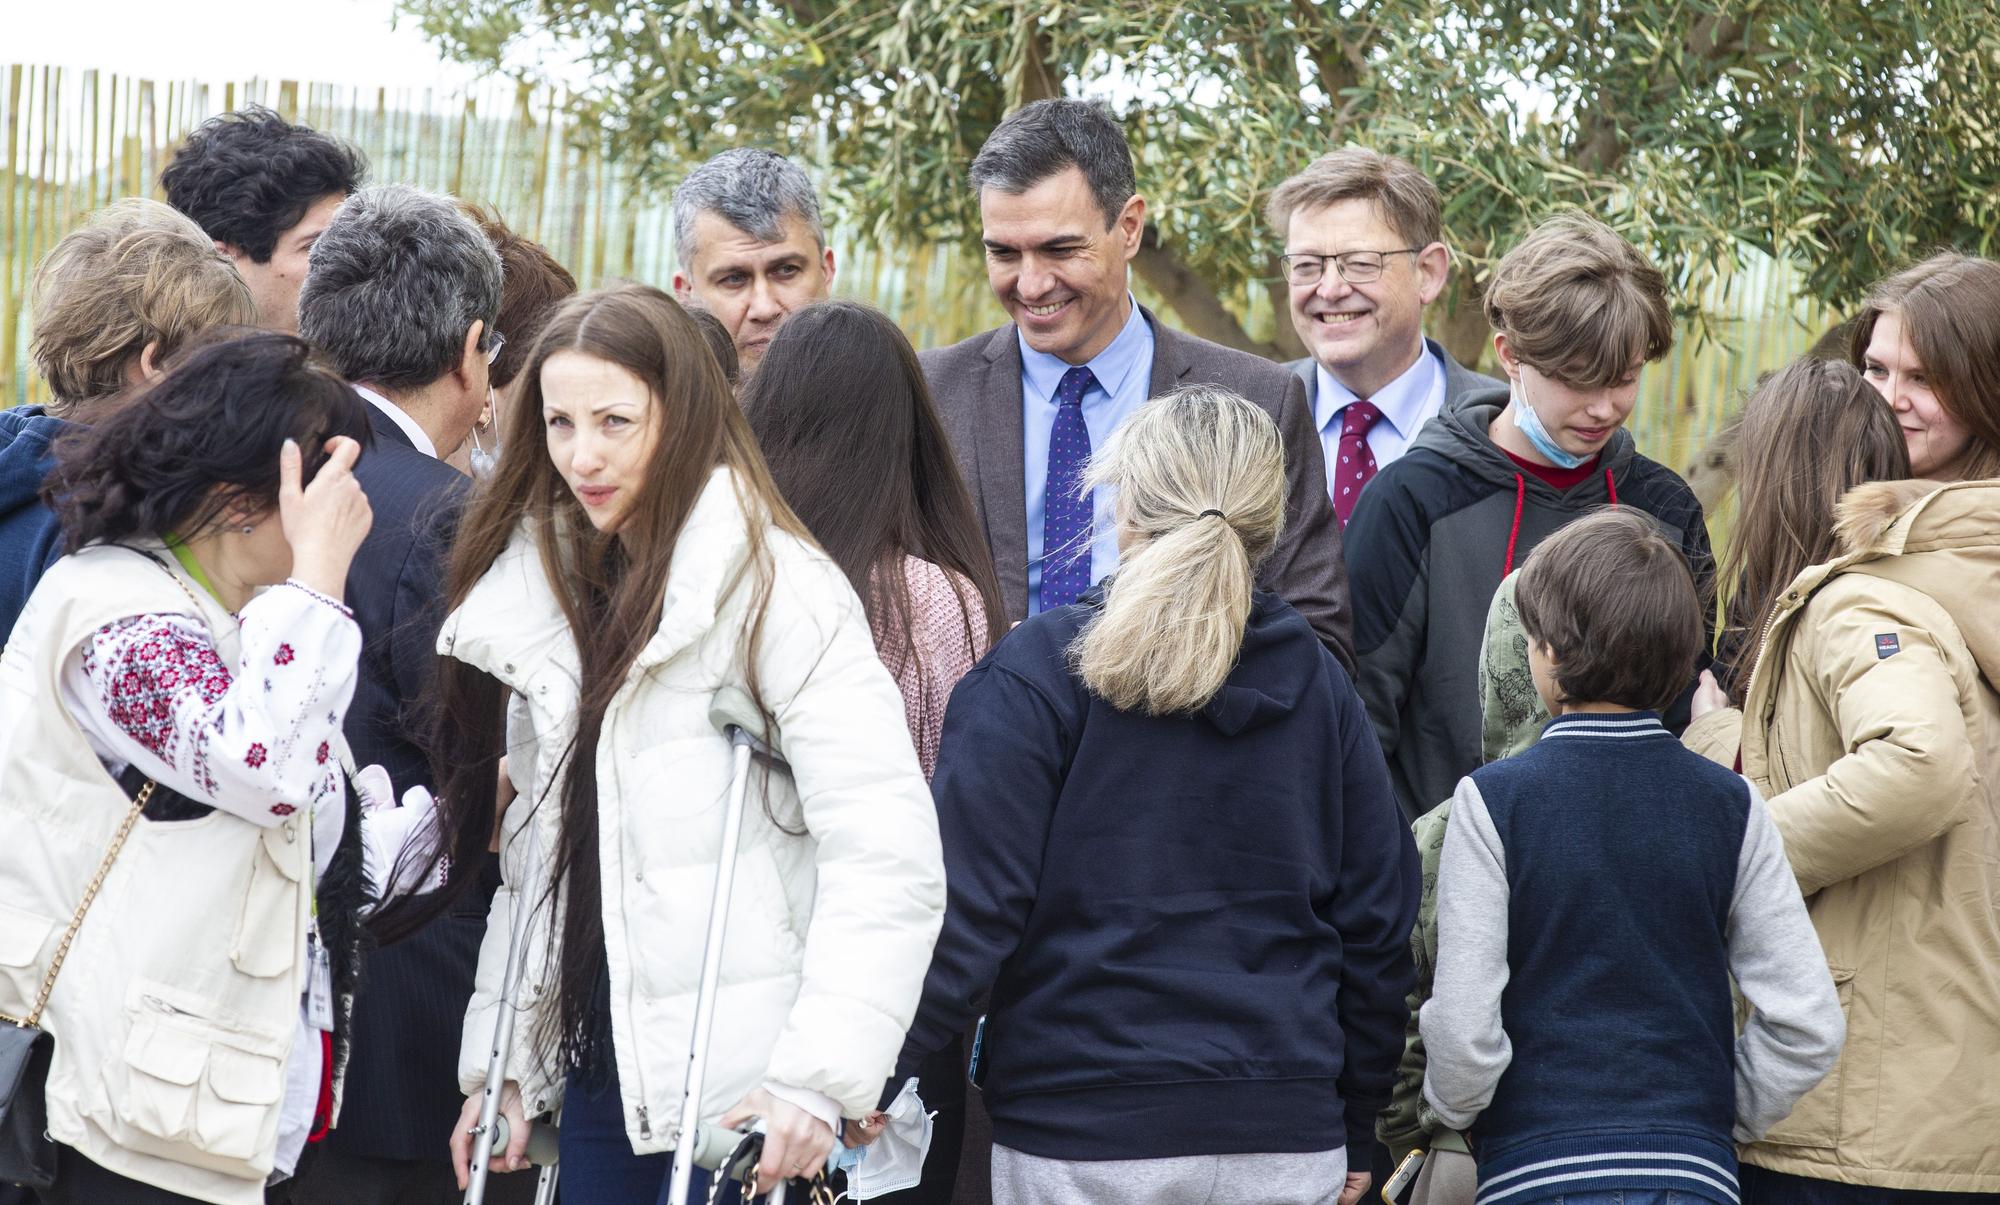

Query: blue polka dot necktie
[1041,365,1099,609]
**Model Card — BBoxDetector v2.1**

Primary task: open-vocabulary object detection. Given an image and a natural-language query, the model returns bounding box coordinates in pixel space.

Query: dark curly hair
[46,332,372,553]
[160,106,367,263]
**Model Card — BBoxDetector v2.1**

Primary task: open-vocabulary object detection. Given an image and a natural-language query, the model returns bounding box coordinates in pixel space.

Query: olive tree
[407,0,2000,363]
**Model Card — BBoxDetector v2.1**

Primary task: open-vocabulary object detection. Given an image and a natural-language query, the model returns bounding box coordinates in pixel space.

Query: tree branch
[1015,15,1060,105]
[1291,0,1361,104]
[1570,11,1752,174]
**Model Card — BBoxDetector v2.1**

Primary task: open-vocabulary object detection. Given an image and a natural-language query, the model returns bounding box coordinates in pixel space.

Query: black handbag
[0,781,153,1188]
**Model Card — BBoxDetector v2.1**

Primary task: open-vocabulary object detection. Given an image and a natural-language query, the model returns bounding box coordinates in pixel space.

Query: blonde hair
[1070,387,1286,715]
[1482,210,1673,387]
[1265,146,1442,248]
[28,198,254,412]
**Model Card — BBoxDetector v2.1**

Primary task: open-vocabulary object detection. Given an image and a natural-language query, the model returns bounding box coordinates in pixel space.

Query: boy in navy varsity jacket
[1420,510,1843,1205]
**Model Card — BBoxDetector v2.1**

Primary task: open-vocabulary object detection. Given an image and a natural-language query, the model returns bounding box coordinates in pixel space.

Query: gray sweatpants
[991,1143,1347,1205]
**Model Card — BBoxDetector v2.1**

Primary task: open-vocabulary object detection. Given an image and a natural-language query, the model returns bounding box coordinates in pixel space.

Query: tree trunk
[1266,270,1307,360]
[1433,285,1492,373]
[1132,240,1282,358]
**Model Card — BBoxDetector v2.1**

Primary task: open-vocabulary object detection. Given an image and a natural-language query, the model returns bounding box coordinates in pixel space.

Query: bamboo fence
[3,62,1828,478]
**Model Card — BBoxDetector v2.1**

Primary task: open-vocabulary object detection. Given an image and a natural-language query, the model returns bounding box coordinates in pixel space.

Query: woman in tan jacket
[1687,356,2000,1201]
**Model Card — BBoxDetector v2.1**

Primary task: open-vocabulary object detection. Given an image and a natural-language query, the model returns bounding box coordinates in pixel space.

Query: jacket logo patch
[1876,633,1902,659]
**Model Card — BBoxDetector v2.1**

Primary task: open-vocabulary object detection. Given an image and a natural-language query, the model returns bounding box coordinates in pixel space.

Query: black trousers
[1741,1166,2000,1205]
[33,1143,288,1205]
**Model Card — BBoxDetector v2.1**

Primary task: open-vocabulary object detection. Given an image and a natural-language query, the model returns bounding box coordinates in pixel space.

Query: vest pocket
[1758,963,1854,1148]
[0,902,57,1019]
[103,998,288,1179]
[231,824,304,978]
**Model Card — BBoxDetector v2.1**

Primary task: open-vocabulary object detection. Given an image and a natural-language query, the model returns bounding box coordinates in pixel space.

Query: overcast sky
[10,0,485,89]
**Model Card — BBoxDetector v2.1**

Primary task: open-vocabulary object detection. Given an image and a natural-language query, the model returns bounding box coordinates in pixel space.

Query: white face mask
[1510,377,1590,469]
[843,1077,933,1200]
[467,423,497,477]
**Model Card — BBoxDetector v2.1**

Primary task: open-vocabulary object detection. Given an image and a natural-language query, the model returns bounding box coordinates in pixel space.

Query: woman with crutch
[367,283,946,1203]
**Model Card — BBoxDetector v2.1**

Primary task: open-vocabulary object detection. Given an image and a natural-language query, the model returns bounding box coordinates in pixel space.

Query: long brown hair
[1849,252,2000,481]
[372,284,810,1070]
[1715,358,1910,703]
[740,301,1005,713]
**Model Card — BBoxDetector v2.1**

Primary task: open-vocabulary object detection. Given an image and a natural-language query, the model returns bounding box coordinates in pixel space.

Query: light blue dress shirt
[1020,297,1156,614]
[1313,346,1446,498]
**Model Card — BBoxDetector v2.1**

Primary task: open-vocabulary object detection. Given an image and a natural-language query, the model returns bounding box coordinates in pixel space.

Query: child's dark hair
[160,106,366,263]
[47,332,372,553]
[1514,508,1703,713]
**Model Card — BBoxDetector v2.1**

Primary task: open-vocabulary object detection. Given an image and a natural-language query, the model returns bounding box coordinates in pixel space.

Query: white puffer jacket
[443,467,946,1152]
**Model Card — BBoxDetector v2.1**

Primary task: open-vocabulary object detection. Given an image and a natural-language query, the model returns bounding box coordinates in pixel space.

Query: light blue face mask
[1509,380,1590,469]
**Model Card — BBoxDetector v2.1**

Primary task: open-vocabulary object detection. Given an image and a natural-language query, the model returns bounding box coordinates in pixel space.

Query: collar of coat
[439,464,761,696]
[1752,478,2000,699]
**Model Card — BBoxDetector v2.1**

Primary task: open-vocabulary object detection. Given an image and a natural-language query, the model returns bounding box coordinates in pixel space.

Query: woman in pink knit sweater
[743,300,1006,778]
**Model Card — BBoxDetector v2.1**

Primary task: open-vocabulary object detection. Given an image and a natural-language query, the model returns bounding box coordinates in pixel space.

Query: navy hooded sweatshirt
[894,587,1419,1161]
[0,406,73,642]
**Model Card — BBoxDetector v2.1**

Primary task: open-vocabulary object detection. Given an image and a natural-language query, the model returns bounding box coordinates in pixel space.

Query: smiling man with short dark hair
[921,98,1352,665]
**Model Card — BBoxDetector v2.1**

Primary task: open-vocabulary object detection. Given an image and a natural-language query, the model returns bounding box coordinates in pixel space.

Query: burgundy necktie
[1332,399,1384,526]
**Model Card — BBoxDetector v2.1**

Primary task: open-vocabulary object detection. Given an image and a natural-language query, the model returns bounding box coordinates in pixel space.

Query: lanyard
[162,533,227,609]
[156,539,330,1023]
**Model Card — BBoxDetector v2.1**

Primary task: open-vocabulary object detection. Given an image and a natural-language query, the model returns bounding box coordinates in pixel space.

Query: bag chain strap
[9,550,207,1028]
[21,782,154,1028]
[702,1162,837,1205]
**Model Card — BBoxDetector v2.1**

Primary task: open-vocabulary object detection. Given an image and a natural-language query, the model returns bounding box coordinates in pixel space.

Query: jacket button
[633,868,645,883]
[503,662,516,674]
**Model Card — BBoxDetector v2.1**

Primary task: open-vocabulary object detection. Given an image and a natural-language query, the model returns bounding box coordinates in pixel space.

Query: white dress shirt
[1313,348,1446,499]
[354,384,438,459]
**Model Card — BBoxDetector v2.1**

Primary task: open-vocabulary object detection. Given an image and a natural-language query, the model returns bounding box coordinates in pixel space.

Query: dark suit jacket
[921,305,1353,669]
[1285,337,1504,418]
[330,408,489,1163]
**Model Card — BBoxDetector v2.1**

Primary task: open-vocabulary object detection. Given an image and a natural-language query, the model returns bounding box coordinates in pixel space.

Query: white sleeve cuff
[763,1082,842,1129]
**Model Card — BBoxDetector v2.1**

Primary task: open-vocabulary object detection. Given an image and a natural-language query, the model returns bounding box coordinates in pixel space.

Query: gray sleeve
[1419,776,1512,1131]
[1727,778,1846,1142]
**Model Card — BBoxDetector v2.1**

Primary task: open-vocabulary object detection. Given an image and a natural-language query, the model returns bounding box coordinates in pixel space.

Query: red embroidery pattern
[245,743,268,769]
[274,644,295,666]
[270,803,297,816]
[316,741,331,765]
[88,619,232,769]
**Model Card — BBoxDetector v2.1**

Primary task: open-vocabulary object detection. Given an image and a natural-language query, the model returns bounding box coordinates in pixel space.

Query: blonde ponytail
[1071,386,1286,714]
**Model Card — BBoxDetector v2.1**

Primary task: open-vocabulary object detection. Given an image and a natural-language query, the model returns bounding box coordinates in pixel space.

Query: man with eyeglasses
[1268,149,1500,524]
[291,186,534,1205]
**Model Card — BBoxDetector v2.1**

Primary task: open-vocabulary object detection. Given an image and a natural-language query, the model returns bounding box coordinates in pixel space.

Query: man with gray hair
[671,147,835,369]
[291,184,521,1205]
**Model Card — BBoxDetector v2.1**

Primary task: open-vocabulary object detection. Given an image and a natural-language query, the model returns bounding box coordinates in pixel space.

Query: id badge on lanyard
[306,823,334,1032]
[306,924,336,1032]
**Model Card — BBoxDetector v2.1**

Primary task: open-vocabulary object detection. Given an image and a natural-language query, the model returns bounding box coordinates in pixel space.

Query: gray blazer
[920,304,1353,669]
[1286,337,1503,417]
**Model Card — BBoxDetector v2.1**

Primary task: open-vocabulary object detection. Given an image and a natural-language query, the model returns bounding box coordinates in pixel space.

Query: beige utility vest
[0,543,311,1205]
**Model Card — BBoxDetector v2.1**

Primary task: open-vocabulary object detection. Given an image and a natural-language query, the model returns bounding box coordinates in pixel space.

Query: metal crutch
[464,821,561,1205]
[666,723,792,1205]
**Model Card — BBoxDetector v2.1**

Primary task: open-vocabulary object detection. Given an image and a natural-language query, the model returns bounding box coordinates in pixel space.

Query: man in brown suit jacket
[919,98,1350,666]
